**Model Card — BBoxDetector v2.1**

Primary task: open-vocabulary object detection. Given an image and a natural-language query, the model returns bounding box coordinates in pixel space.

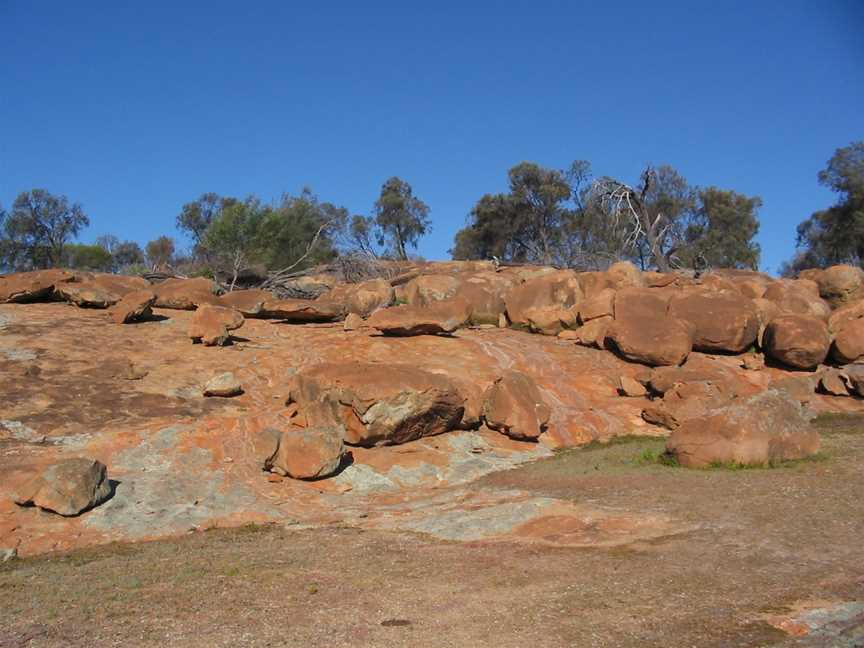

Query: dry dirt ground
[2,414,863,648]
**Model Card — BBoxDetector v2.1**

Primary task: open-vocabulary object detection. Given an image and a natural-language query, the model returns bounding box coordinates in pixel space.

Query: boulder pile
[5,259,864,482]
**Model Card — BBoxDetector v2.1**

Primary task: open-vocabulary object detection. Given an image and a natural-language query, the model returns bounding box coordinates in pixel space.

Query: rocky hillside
[1,260,863,557]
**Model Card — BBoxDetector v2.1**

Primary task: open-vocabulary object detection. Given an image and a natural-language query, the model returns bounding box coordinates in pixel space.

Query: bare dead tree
[591,167,677,272]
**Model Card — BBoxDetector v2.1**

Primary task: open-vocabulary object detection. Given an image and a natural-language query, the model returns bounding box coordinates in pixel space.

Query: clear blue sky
[1,1,861,273]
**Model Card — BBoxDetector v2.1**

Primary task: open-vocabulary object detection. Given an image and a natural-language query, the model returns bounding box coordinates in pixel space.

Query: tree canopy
[371,177,430,260]
[452,161,761,271]
[1,189,89,270]
[783,141,864,273]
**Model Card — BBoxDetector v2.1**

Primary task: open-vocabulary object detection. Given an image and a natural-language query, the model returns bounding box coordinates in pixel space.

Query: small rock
[13,457,112,516]
[188,305,244,346]
[482,370,550,440]
[741,353,765,371]
[618,376,646,397]
[0,547,17,563]
[343,312,363,331]
[264,426,346,480]
[819,368,850,397]
[203,372,243,397]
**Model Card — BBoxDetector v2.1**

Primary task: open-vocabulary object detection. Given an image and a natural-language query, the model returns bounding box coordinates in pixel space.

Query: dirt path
[2,415,862,647]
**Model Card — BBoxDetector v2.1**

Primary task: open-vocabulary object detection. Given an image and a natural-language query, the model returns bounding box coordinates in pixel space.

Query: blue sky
[1,1,861,273]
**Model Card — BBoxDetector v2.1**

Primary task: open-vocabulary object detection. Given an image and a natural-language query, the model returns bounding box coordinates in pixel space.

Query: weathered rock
[203,372,243,397]
[763,281,831,321]
[453,273,516,326]
[763,315,831,370]
[0,269,76,303]
[482,370,550,440]
[666,391,820,468]
[188,305,245,346]
[819,369,850,397]
[345,278,394,317]
[642,379,737,430]
[843,365,864,397]
[832,318,864,364]
[288,362,465,446]
[741,353,765,371]
[605,317,692,367]
[109,289,157,324]
[263,426,345,480]
[505,270,582,330]
[154,277,220,310]
[771,374,818,404]
[261,298,344,322]
[523,306,579,336]
[343,312,364,331]
[578,288,616,323]
[367,300,470,336]
[403,274,461,306]
[612,287,671,321]
[13,457,112,516]
[56,282,121,308]
[605,261,644,289]
[829,299,864,334]
[618,376,646,397]
[219,289,273,317]
[816,264,864,307]
[668,291,759,353]
[564,316,612,349]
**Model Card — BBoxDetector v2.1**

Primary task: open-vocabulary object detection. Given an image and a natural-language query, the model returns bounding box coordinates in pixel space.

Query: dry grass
[2,416,864,647]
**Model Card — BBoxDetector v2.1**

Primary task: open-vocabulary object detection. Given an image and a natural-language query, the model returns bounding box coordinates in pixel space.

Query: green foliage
[680,187,761,270]
[176,193,238,255]
[373,177,430,260]
[62,243,113,271]
[786,141,864,272]
[453,160,761,271]
[194,188,346,286]
[1,189,89,270]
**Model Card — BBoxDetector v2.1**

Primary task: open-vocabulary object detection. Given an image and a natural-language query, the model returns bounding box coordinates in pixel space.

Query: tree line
[1,141,861,280]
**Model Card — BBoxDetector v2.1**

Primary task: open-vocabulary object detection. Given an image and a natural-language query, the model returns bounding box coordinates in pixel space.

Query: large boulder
[562,316,612,349]
[188,305,245,346]
[13,458,112,516]
[763,281,831,321]
[668,291,759,353]
[154,277,220,310]
[219,289,273,317]
[832,318,864,364]
[453,272,517,326]
[666,391,820,468]
[367,300,470,336]
[403,274,461,306]
[55,282,121,308]
[481,370,550,441]
[763,315,830,370]
[828,299,864,335]
[578,288,615,323]
[604,261,644,289]
[606,291,692,366]
[261,298,344,322]
[505,270,582,330]
[287,362,465,447]
[816,264,864,307]
[0,269,76,303]
[109,289,157,323]
[345,278,394,317]
[263,426,345,480]
[642,379,737,430]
